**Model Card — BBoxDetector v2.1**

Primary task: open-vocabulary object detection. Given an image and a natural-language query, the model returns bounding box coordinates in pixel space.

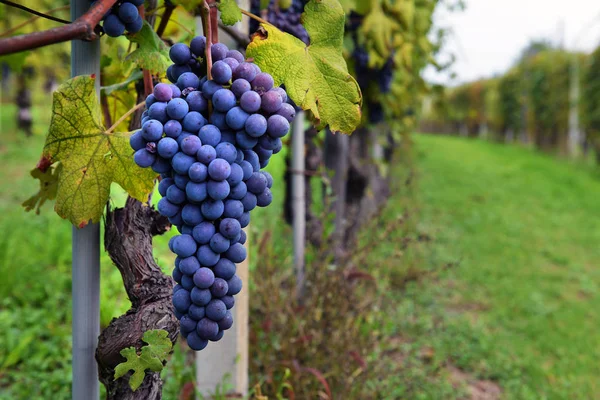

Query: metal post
[292,111,306,300]
[568,54,581,157]
[71,1,101,399]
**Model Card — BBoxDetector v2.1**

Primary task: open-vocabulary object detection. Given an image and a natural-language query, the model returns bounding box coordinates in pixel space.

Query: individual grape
[209,330,224,342]
[245,114,267,137]
[172,266,183,283]
[210,43,229,61]
[206,299,227,321]
[219,218,241,240]
[252,73,274,94]
[241,192,257,212]
[158,177,174,197]
[169,211,183,228]
[182,111,206,133]
[210,111,228,130]
[221,57,240,72]
[220,130,236,145]
[238,230,247,245]
[171,234,197,258]
[141,120,163,141]
[197,318,219,340]
[172,289,192,313]
[177,72,201,90]
[231,79,251,98]
[208,159,231,181]
[103,14,125,37]
[246,172,268,194]
[189,304,205,320]
[258,134,280,150]
[272,138,283,154]
[257,187,273,207]
[235,131,258,149]
[223,199,244,219]
[212,61,233,85]
[190,35,206,57]
[181,225,194,235]
[221,295,235,309]
[167,65,176,83]
[272,86,288,103]
[185,181,208,203]
[174,283,184,293]
[191,287,212,306]
[262,171,274,188]
[174,173,190,190]
[202,80,222,99]
[172,152,195,175]
[226,163,244,186]
[145,94,156,109]
[181,203,204,225]
[129,130,146,151]
[156,137,177,159]
[218,311,234,330]
[212,89,236,112]
[170,84,182,98]
[193,267,215,289]
[152,156,171,174]
[238,212,250,228]
[180,315,197,333]
[267,114,290,138]
[201,199,224,220]
[233,63,257,82]
[239,160,253,180]
[170,64,192,83]
[229,181,247,200]
[148,102,168,123]
[209,233,230,254]
[167,98,189,120]
[226,50,245,63]
[225,107,249,130]
[250,63,261,75]
[261,90,283,113]
[166,184,186,204]
[170,43,192,65]
[240,91,261,113]
[118,2,139,24]
[197,144,217,164]
[199,125,221,147]
[164,120,183,138]
[225,243,246,263]
[187,332,209,351]
[227,275,243,295]
[179,256,200,275]
[134,149,156,168]
[154,83,173,102]
[197,244,220,267]
[214,258,236,280]
[243,150,260,171]
[188,162,208,182]
[186,91,208,112]
[181,135,202,156]
[207,180,231,200]
[192,221,216,244]
[215,142,237,164]
[210,278,229,298]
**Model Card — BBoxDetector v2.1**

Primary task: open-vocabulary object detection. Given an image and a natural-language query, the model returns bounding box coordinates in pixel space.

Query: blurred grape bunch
[250,0,309,44]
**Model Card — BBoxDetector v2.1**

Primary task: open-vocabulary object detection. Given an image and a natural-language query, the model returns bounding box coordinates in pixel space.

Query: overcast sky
[425,0,600,85]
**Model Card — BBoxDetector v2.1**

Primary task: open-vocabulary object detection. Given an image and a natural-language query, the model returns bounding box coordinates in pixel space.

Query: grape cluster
[93,0,144,38]
[130,37,295,351]
[250,0,309,44]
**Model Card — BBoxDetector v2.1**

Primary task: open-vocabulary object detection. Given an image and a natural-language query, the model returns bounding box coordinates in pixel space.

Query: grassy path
[392,134,600,398]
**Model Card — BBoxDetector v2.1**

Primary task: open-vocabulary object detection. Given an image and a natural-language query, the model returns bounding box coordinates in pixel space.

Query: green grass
[377,134,600,399]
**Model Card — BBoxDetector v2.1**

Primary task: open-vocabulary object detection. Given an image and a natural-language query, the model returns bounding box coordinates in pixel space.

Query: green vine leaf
[359,1,401,68]
[22,163,61,215]
[127,22,171,75]
[114,330,173,391]
[25,75,156,227]
[246,0,362,134]
[218,0,242,26]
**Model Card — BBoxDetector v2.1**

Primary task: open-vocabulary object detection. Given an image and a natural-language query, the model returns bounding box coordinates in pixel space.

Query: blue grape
[210,278,229,298]
[224,199,244,218]
[218,311,233,330]
[259,134,281,151]
[212,88,236,112]
[158,177,174,197]
[220,130,236,145]
[182,111,206,133]
[172,152,195,175]
[171,64,192,82]
[170,43,192,65]
[172,289,191,313]
[181,225,194,235]
[170,84,182,98]
[179,256,200,275]
[154,83,173,102]
[199,125,222,147]
[187,332,208,351]
[148,102,168,123]
[174,173,190,189]
[229,181,247,200]
[245,114,267,137]
[103,14,125,37]
[208,159,231,181]
[186,182,208,203]
[243,150,260,171]
[214,258,236,280]
[262,171,274,188]
[273,138,283,154]
[233,63,257,82]
[182,203,204,225]
[257,188,273,207]
[212,61,233,85]
[197,244,220,267]
[167,65,176,83]
[176,132,192,147]
[177,72,201,90]
[197,144,217,164]
[145,94,156,109]
[227,275,242,295]
[173,266,183,283]
[202,80,222,99]
[219,218,241,240]
[193,267,215,289]
[130,131,146,151]
[238,230,247,245]
[186,91,208,112]
[225,243,246,263]
[206,299,227,321]
[158,197,179,218]
[152,157,171,174]
[188,162,208,182]
[272,87,288,103]
[210,111,228,130]
[226,163,244,186]
[209,233,230,254]
[216,142,237,164]
[190,35,206,56]
[134,149,156,168]
[201,199,224,220]
[226,50,245,63]
[167,98,189,120]
[226,107,249,130]
[189,304,205,320]
[180,314,197,333]
[235,131,258,149]
[277,103,296,122]
[191,287,212,306]
[222,295,235,309]
[267,115,290,138]
[238,211,250,228]
[211,43,229,61]
[255,146,273,162]
[247,172,268,194]
[164,120,183,138]
[181,135,202,156]
[231,79,251,98]
[125,15,143,33]
[207,180,230,200]
[141,120,163,141]
[239,160,253,180]
[197,318,219,340]
[240,91,261,113]
[166,184,186,204]
[222,57,240,72]
[241,192,257,212]
[192,222,216,244]
[174,283,184,293]
[261,90,283,113]
[252,73,274,94]
[157,137,178,158]
[171,234,197,257]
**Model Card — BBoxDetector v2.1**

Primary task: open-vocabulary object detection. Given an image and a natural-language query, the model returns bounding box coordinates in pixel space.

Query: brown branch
[143,70,154,97]
[101,94,112,127]
[218,21,250,47]
[0,0,118,56]
[155,1,176,38]
[200,2,213,80]
[209,2,219,44]
[0,0,70,25]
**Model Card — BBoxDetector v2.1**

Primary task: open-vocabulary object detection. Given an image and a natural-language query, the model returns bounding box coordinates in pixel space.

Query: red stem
[0,0,118,56]
[201,1,213,81]
[143,70,153,97]
[209,5,218,44]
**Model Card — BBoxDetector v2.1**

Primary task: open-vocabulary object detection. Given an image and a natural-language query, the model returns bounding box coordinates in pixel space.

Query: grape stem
[0,0,71,25]
[200,0,213,81]
[105,102,145,134]
[240,9,273,27]
[0,5,70,38]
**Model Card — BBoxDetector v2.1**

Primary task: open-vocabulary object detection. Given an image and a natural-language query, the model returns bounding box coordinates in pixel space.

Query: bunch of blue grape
[250,0,309,44]
[93,0,144,38]
[130,37,295,351]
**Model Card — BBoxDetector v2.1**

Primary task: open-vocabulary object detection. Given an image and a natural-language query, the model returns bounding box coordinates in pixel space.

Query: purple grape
[226,49,245,63]
[261,90,283,113]
[158,177,174,197]
[167,98,189,120]
[188,162,208,182]
[267,114,290,138]
[245,114,268,137]
[202,80,222,99]
[193,267,215,289]
[153,83,173,102]
[190,35,206,57]
[241,192,257,212]
[181,203,204,225]
[257,187,273,207]
[252,73,274,94]
[186,91,208,112]
[239,91,261,113]
[181,135,202,156]
[229,181,247,200]
[148,102,168,123]
[208,158,231,181]
[232,63,257,82]
[179,256,200,275]
[226,163,244,186]
[192,221,216,244]
[186,181,208,203]
[182,111,206,133]
[227,275,242,295]
[141,119,163,141]
[209,233,230,254]
[191,287,212,305]
[197,318,219,340]
[218,311,233,330]
[197,144,217,164]
[225,107,249,130]
[207,180,231,200]
[212,61,233,85]
[164,120,183,138]
[172,152,195,175]
[212,88,236,112]
[177,72,201,90]
[206,299,227,321]
[222,295,235,309]
[210,43,229,61]
[189,304,205,320]
[134,149,156,168]
[235,131,258,149]
[129,131,146,151]
[219,218,241,240]
[201,199,224,220]
[187,332,208,351]
[197,244,220,266]
[170,43,192,65]
[214,258,236,280]
[222,57,240,71]
[231,79,251,97]
[199,125,222,147]
[210,278,229,298]
[172,289,191,313]
[166,184,186,204]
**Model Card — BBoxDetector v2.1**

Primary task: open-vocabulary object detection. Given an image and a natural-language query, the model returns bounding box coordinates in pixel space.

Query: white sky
[425,0,600,85]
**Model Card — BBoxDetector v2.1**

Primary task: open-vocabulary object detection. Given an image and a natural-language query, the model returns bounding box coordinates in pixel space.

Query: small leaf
[218,0,242,26]
[22,162,61,215]
[114,330,173,391]
[127,22,171,75]
[246,0,362,134]
[27,75,156,227]
[101,70,144,95]
[359,1,400,68]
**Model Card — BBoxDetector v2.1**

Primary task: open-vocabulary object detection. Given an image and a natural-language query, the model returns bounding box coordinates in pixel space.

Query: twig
[0,0,71,24]
[0,5,70,38]
[209,2,218,44]
[200,1,213,80]
[0,0,118,56]
[154,13,194,36]
[240,9,273,26]
[143,70,153,97]
[105,102,146,134]
[218,21,250,47]
[155,1,176,38]
[101,94,113,127]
